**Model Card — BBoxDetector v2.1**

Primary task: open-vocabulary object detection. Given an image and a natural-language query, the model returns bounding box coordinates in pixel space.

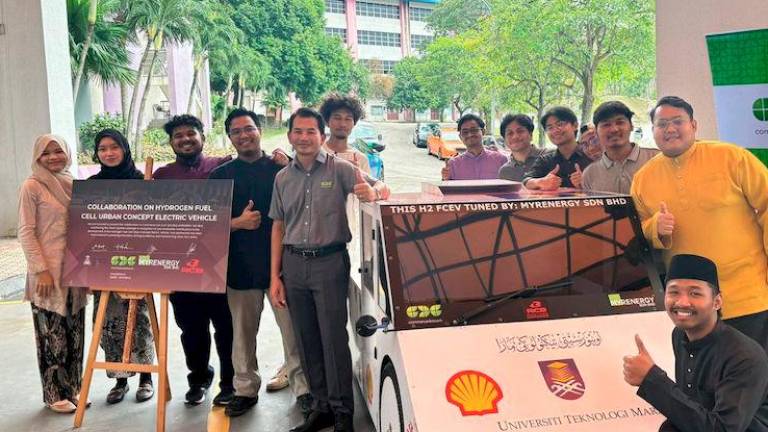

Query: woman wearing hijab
[89,129,155,404]
[18,134,89,413]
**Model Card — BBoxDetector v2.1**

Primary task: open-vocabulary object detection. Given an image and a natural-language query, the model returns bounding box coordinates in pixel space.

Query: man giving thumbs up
[625,254,768,431]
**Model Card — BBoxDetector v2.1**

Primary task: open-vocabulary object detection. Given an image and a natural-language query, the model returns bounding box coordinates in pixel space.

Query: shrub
[78,113,126,154]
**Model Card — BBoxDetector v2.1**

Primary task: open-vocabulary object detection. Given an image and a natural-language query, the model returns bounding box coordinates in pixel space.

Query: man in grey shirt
[268,107,390,432]
[498,114,543,182]
[582,101,659,194]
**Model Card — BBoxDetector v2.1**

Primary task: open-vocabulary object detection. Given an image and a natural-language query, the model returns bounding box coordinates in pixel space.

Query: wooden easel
[75,158,173,432]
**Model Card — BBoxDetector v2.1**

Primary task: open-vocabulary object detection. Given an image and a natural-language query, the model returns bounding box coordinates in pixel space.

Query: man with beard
[623,254,768,431]
[631,96,768,349]
[498,114,543,182]
[523,106,593,190]
[154,114,234,406]
[209,108,310,417]
[319,93,371,173]
[442,113,507,180]
[582,101,659,194]
[269,108,390,432]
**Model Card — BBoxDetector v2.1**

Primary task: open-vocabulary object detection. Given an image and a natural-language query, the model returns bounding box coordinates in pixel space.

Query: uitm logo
[538,359,586,400]
[754,98,768,122]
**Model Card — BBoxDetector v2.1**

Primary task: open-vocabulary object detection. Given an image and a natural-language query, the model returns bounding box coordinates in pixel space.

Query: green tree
[540,0,655,123]
[122,0,196,156]
[416,35,484,116]
[388,57,432,112]
[226,0,366,105]
[68,0,134,105]
[186,0,242,114]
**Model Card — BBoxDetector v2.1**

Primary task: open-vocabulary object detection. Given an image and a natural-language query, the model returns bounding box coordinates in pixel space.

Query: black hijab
[90,128,144,180]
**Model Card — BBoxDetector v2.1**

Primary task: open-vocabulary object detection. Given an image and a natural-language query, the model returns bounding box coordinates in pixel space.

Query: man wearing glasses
[442,113,507,180]
[209,108,310,417]
[631,96,768,350]
[523,106,593,190]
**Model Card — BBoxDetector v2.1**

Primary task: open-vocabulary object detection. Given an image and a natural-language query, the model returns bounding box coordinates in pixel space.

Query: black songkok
[666,254,720,293]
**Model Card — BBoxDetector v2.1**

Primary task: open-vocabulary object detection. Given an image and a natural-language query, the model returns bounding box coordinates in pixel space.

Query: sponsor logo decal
[445,370,503,416]
[110,255,136,267]
[608,293,655,308]
[137,255,180,270]
[754,98,768,122]
[405,304,443,324]
[181,259,205,274]
[538,359,586,400]
[525,300,550,320]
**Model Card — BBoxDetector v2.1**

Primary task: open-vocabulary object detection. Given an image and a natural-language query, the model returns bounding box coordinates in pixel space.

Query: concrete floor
[0,299,375,432]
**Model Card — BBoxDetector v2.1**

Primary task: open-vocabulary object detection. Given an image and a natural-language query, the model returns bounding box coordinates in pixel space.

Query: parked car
[427,129,466,159]
[350,121,386,180]
[413,122,439,148]
[349,184,674,432]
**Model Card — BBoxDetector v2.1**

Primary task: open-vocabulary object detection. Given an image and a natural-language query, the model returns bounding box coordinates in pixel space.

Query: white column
[0,0,76,235]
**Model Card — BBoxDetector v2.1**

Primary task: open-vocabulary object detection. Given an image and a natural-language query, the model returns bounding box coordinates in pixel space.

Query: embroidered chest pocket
[694,174,733,210]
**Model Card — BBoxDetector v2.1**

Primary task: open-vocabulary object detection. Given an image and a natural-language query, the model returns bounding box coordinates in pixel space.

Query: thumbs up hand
[623,334,656,386]
[232,199,261,231]
[538,164,563,191]
[569,163,583,189]
[441,159,451,180]
[353,169,377,202]
[657,202,675,237]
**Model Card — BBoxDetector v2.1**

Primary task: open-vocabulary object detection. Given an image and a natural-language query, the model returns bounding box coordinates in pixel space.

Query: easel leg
[74,291,110,428]
[146,293,171,399]
[156,293,170,432]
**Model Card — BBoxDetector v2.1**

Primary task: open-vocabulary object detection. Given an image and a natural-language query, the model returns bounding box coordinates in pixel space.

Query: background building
[324,0,441,121]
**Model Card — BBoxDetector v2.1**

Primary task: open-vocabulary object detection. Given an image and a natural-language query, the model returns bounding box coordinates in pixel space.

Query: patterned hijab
[30,134,74,207]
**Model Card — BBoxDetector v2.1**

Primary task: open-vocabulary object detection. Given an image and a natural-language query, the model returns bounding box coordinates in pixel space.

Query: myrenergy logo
[138,255,180,270]
[608,293,655,308]
[754,98,768,122]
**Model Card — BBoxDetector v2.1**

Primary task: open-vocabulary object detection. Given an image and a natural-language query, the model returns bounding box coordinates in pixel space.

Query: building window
[409,6,432,22]
[356,1,400,19]
[325,27,348,43]
[359,59,398,74]
[410,34,433,51]
[325,0,346,14]
[358,30,401,47]
[371,106,385,116]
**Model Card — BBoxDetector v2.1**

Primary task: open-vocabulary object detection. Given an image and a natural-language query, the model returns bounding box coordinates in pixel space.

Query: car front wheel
[379,363,404,432]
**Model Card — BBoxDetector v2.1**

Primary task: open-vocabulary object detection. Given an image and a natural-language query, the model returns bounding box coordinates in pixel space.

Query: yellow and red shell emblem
[445,370,503,416]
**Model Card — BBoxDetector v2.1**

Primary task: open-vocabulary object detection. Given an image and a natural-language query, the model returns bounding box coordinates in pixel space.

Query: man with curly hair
[319,93,371,174]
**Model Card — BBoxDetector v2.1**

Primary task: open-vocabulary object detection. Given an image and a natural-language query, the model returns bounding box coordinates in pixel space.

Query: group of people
[440,95,768,431]
[19,93,389,432]
[17,90,768,432]
[441,100,659,195]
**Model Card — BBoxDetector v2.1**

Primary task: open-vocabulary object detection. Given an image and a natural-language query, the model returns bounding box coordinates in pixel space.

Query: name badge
[320,181,333,189]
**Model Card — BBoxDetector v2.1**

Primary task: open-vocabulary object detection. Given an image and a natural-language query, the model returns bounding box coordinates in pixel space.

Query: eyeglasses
[228,126,259,137]
[545,120,569,131]
[653,118,689,130]
[460,127,483,136]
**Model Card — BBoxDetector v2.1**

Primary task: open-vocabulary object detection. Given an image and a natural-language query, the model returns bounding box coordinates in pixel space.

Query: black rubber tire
[379,363,404,432]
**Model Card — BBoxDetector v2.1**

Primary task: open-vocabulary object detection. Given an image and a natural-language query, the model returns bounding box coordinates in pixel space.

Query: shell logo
[445,370,503,416]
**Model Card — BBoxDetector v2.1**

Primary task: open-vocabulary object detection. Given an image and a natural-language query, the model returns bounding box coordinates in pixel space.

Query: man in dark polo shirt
[623,254,768,431]
[153,114,234,406]
[523,106,593,190]
[269,108,390,432]
[498,114,543,182]
[210,108,309,418]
